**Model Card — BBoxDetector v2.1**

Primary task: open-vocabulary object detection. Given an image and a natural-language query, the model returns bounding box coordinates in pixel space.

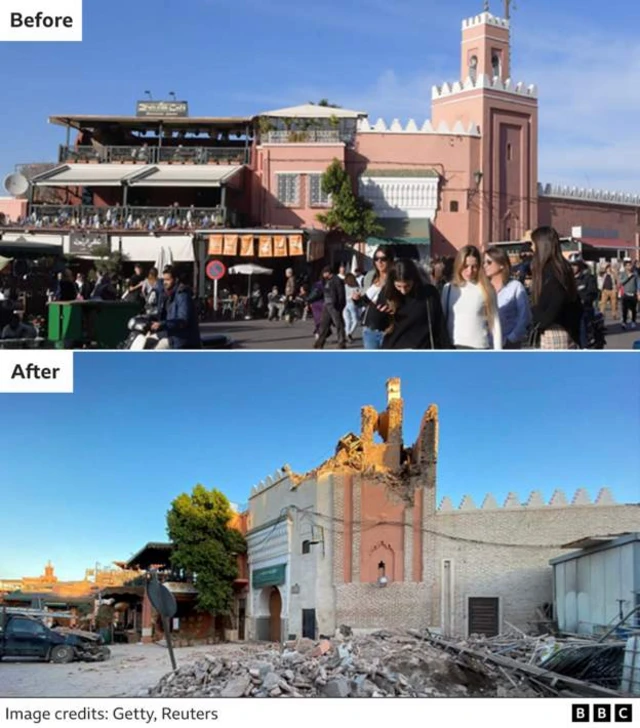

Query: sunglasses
[374,256,388,262]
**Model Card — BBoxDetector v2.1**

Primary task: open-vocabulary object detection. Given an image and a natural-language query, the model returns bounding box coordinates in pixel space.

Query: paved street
[201,315,640,350]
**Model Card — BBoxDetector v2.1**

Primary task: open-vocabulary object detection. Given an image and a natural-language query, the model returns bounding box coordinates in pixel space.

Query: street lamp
[468,170,484,207]
[377,561,388,587]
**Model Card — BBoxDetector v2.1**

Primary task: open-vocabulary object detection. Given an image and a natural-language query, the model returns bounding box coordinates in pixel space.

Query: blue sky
[0,352,638,581]
[0,0,638,192]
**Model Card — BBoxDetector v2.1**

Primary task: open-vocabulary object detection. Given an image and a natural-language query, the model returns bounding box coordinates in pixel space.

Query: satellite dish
[3,173,29,197]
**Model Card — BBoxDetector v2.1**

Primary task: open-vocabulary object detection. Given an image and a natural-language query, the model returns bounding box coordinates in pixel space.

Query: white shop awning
[127,165,243,187]
[31,164,142,187]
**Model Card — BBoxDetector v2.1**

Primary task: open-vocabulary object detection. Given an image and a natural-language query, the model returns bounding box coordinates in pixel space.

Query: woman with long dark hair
[380,258,451,350]
[530,227,581,349]
[353,245,395,350]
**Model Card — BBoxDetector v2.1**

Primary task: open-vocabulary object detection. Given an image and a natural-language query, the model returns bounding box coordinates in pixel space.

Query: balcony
[59,145,249,166]
[262,130,354,144]
[17,204,226,231]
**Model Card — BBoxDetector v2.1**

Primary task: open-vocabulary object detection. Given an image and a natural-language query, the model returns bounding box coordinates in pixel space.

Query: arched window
[469,55,478,82]
[492,54,501,78]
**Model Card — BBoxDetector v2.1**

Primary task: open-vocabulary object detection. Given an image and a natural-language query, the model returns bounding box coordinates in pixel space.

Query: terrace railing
[18,204,226,231]
[263,129,354,144]
[59,145,249,166]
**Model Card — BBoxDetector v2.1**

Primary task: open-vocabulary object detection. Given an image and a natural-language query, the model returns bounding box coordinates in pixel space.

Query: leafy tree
[317,159,384,240]
[91,244,128,277]
[310,99,341,108]
[166,485,246,615]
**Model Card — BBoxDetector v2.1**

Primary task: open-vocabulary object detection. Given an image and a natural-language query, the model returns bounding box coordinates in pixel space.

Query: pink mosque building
[1,7,638,264]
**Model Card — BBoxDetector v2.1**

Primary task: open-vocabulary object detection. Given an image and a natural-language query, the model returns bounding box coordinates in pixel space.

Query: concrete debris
[150,630,539,698]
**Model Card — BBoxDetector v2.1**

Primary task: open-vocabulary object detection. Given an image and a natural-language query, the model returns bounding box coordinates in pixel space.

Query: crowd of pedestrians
[285,225,638,350]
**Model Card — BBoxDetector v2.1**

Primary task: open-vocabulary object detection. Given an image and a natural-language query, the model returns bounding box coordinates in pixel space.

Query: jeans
[362,327,384,350]
[343,304,359,337]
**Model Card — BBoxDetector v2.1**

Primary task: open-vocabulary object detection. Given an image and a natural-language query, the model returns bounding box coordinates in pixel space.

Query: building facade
[1,8,638,268]
[246,380,639,640]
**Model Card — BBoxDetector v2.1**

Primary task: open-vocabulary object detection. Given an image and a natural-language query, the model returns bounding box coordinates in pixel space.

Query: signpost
[206,260,226,317]
[146,572,178,671]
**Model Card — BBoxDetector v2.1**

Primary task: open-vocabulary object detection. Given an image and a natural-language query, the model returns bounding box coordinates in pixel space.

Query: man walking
[314,266,347,349]
[620,258,639,330]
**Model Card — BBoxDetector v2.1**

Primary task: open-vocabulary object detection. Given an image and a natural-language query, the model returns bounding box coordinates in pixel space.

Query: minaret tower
[431,6,539,245]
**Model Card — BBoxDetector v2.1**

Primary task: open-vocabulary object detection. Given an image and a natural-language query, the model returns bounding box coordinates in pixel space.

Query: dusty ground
[0,643,266,698]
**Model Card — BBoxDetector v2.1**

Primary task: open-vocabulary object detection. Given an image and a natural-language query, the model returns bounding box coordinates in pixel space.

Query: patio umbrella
[155,247,167,274]
[228,263,274,317]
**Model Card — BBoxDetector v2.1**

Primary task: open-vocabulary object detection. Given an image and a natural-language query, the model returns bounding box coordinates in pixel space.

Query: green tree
[91,244,128,277]
[316,159,384,240]
[310,99,341,108]
[166,485,246,615]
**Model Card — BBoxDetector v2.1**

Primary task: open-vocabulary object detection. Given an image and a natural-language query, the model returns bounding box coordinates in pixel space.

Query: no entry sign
[206,260,226,281]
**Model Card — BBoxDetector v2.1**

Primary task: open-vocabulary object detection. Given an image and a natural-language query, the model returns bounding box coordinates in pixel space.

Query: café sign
[136,101,189,118]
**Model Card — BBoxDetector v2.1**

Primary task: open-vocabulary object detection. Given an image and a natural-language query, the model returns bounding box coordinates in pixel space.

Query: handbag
[526,323,542,349]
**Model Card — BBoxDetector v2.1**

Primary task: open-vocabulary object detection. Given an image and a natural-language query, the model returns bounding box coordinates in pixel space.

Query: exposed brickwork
[332,477,344,585]
[335,583,431,630]
[352,480,361,582]
[403,507,413,581]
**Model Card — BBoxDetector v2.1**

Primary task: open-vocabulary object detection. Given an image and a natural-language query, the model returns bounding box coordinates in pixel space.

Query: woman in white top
[442,245,502,350]
[354,245,395,350]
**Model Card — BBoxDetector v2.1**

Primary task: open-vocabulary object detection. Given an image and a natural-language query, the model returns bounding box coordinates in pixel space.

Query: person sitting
[267,286,284,321]
[1,314,36,340]
[150,265,201,349]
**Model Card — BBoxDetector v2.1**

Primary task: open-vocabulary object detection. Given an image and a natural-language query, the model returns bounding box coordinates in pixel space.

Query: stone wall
[431,491,640,636]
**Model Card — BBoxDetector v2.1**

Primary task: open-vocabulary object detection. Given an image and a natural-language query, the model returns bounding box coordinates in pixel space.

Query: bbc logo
[572,704,633,723]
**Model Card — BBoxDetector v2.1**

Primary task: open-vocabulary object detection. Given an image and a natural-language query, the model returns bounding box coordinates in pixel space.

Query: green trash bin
[48,301,142,349]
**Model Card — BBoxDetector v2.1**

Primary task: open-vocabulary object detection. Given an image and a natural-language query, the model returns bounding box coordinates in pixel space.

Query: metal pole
[598,605,640,643]
[214,278,218,318]
[162,614,177,671]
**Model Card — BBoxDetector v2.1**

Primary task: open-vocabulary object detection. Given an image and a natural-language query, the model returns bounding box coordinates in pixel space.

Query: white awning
[31,164,142,187]
[128,165,242,187]
[259,103,367,119]
[117,235,194,263]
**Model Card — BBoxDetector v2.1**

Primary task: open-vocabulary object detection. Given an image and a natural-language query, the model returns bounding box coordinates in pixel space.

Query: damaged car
[0,613,110,664]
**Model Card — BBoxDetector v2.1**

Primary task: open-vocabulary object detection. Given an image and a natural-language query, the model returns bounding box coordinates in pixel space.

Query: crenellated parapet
[357,118,481,136]
[437,487,618,513]
[538,182,640,207]
[249,465,290,498]
[432,75,537,101]
[462,11,509,30]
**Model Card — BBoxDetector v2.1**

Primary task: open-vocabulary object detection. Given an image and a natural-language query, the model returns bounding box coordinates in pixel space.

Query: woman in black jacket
[380,259,451,350]
[530,227,582,349]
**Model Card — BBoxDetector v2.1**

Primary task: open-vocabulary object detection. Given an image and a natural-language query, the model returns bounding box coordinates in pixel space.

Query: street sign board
[147,578,177,619]
[206,260,226,281]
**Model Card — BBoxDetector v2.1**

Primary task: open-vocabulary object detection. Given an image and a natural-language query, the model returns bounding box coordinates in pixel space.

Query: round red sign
[206,260,226,281]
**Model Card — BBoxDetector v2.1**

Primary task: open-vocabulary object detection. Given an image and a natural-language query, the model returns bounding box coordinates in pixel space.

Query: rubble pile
[150,630,538,698]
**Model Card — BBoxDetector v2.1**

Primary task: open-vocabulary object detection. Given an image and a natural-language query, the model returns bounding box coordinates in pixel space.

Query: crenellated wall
[437,487,617,512]
[357,118,481,136]
[432,75,538,101]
